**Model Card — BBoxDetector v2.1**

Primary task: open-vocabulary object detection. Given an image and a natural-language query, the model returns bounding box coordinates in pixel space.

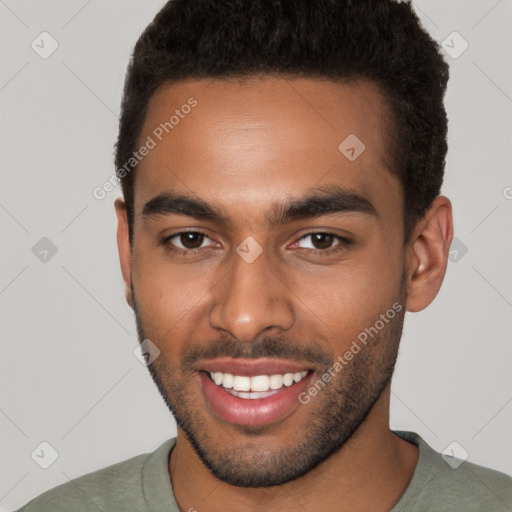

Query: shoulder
[438,458,512,510]
[15,439,176,512]
[393,430,512,512]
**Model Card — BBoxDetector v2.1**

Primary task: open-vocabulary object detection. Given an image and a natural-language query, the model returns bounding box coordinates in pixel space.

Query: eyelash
[162,231,353,257]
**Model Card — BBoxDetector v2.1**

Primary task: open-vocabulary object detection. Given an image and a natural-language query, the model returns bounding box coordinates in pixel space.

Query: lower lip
[199,372,312,427]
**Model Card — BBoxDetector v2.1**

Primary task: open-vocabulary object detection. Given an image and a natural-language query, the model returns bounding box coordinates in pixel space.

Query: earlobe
[114,197,134,309]
[405,196,453,313]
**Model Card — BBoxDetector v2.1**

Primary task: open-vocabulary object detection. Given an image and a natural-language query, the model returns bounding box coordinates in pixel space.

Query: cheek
[131,231,404,352]
[289,246,403,343]
[132,250,215,341]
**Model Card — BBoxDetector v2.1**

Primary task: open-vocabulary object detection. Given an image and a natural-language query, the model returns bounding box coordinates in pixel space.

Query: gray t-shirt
[15,430,512,511]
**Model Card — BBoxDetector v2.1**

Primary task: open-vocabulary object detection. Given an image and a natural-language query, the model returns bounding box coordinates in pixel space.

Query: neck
[168,386,419,512]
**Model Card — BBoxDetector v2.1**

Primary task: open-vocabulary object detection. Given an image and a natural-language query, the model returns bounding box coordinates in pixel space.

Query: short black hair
[115,0,449,244]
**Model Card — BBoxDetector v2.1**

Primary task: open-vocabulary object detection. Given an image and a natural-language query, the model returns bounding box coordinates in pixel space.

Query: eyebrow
[142,185,377,227]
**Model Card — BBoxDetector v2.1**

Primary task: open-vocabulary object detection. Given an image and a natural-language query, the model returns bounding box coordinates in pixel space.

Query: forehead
[133,76,401,224]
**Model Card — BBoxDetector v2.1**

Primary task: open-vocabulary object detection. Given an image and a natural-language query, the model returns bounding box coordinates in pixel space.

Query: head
[114,0,453,488]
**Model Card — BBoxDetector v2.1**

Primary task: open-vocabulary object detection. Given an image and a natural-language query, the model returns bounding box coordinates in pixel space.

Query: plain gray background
[1,1,511,510]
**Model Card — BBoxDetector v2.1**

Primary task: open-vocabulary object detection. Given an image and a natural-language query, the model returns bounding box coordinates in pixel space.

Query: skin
[114,76,453,512]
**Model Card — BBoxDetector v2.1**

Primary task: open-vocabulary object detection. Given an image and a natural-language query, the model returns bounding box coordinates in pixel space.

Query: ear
[405,196,453,312]
[114,197,134,309]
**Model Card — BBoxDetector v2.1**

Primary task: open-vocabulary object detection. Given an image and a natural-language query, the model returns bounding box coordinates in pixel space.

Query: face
[122,77,408,487]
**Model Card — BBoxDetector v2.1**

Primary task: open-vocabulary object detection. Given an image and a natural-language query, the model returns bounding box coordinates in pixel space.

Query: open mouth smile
[197,358,314,427]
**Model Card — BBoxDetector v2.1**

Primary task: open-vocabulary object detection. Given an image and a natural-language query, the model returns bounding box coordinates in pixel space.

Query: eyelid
[289,231,353,251]
[164,230,216,249]
[162,229,353,256]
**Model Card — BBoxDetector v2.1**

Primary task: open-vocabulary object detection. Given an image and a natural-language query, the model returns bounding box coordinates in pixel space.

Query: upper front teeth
[209,371,308,392]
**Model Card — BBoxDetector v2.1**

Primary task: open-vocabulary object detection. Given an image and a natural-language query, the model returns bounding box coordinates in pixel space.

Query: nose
[208,248,295,343]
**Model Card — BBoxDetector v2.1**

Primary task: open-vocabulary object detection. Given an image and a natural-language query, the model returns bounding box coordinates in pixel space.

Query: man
[17,0,512,511]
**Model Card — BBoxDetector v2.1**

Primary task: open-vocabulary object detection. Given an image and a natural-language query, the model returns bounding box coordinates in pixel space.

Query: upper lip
[197,358,313,377]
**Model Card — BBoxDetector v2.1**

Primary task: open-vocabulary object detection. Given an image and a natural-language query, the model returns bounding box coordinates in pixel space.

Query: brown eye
[178,232,205,249]
[310,233,334,250]
[297,232,336,250]
[165,231,213,251]
[293,232,353,256]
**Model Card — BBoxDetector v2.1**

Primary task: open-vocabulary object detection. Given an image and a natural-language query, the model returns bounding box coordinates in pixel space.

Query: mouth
[206,370,309,398]
[197,358,314,427]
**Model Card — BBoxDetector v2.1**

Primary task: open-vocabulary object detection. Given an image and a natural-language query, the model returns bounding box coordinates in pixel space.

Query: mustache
[131,282,334,370]
[180,335,332,371]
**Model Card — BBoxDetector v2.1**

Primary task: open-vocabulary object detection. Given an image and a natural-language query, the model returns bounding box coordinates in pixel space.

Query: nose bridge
[209,247,294,342]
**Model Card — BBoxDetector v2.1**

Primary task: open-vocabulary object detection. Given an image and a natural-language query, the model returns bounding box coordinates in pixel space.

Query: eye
[293,232,352,254]
[164,231,215,252]
[162,230,352,258]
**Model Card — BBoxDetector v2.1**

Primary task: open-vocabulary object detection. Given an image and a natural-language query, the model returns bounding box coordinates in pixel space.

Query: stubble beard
[131,275,407,488]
